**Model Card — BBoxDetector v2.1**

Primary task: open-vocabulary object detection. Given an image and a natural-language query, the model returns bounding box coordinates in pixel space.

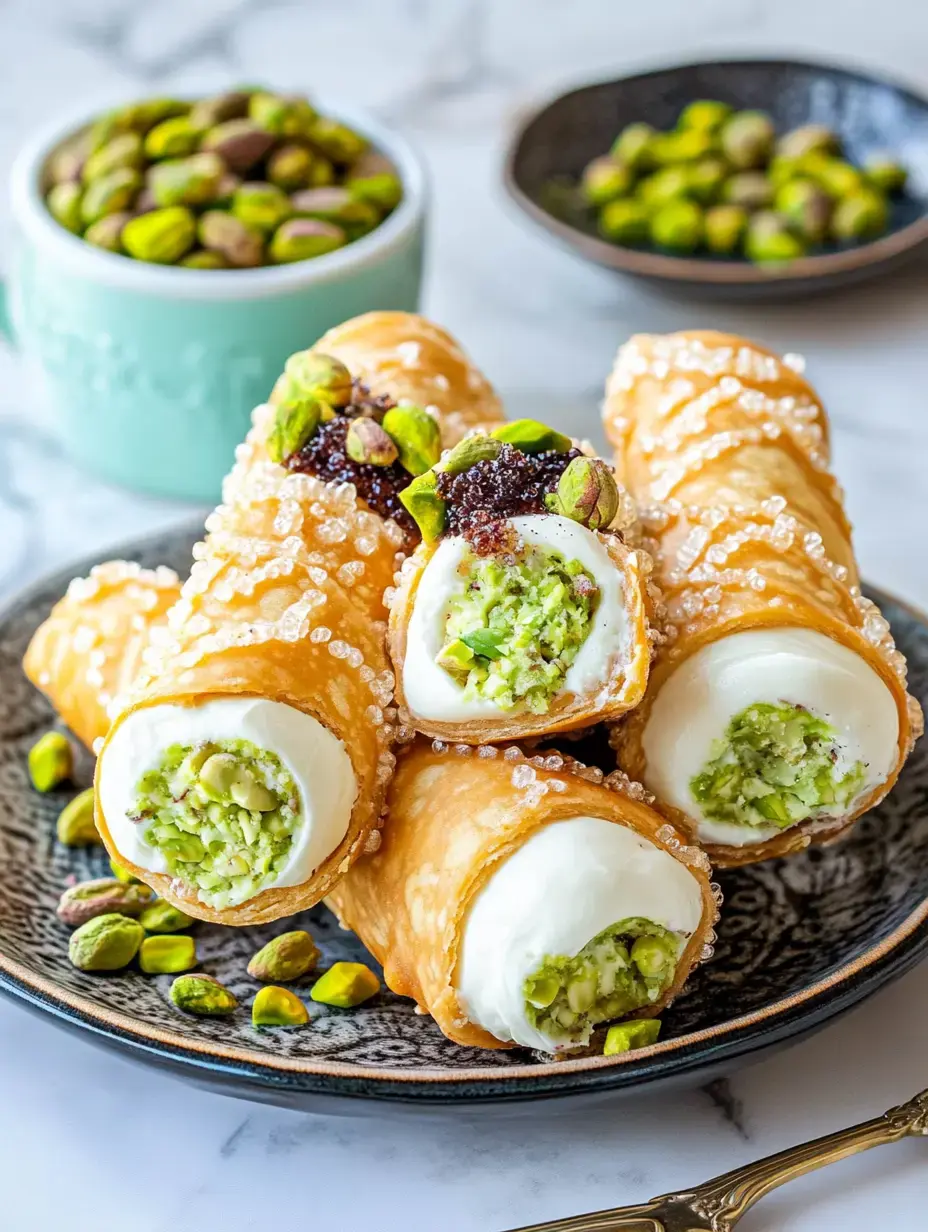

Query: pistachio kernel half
[491,419,572,454]
[439,435,502,476]
[381,404,441,476]
[252,985,310,1027]
[346,417,399,467]
[266,397,322,465]
[399,470,446,542]
[28,731,73,792]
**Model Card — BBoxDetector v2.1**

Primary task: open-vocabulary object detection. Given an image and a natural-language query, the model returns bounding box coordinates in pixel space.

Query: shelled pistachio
[566,97,906,265]
[42,88,403,270]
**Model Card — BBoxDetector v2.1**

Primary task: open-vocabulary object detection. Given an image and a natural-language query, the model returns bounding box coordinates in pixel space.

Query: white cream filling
[455,816,703,1053]
[98,697,357,901]
[642,628,900,848]
[402,514,629,722]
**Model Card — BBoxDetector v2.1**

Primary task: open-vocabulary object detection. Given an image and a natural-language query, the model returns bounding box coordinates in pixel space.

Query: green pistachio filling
[131,740,300,909]
[523,918,683,1047]
[437,546,598,714]
[690,701,866,831]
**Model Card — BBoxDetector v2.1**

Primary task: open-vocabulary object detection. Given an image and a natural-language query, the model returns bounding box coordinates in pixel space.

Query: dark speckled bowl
[505,58,928,300]
[0,524,926,1115]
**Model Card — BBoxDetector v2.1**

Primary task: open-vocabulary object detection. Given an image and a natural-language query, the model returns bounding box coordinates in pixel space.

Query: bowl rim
[9,94,428,302]
[1,524,926,1104]
[503,55,928,286]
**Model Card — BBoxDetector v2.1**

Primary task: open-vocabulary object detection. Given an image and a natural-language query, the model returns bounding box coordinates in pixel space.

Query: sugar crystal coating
[606,334,922,755]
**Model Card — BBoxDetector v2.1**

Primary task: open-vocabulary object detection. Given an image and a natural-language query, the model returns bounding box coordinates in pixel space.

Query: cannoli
[26,560,716,1056]
[25,559,180,751]
[88,313,500,924]
[24,561,181,752]
[389,422,655,743]
[329,741,717,1053]
[604,330,922,866]
[311,311,503,447]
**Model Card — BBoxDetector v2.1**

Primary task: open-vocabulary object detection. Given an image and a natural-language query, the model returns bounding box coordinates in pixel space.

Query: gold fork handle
[669,1087,928,1227]
[505,1089,928,1232]
[504,1211,660,1231]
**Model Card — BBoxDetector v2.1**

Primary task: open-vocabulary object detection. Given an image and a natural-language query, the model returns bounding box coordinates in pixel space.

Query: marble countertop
[1,1,927,1228]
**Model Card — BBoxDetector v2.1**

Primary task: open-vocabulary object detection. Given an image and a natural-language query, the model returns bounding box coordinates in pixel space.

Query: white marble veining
[0,2,927,1228]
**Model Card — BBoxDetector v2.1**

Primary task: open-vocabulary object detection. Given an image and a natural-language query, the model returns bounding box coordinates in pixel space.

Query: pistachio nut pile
[44,88,403,268]
[572,99,907,264]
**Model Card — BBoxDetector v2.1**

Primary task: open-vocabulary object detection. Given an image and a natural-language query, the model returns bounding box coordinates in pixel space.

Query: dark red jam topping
[285,380,418,540]
[436,442,581,555]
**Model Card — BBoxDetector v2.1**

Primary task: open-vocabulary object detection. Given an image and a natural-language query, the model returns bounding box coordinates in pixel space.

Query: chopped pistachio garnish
[130,738,300,909]
[139,900,195,934]
[139,934,197,974]
[690,701,866,830]
[524,918,682,1048]
[440,435,502,475]
[438,544,598,713]
[247,929,320,982]
[544,457,620,530]
[171,973,238,1016]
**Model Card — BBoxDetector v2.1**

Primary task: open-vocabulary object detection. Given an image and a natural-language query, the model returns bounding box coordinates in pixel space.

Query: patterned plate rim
[0,528,925,1103]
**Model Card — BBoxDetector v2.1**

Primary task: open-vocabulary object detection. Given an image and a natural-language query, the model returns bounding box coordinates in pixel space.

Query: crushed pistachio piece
[267,397,322,464]
[346,417,399,467]
[69,913,144,972]
[440,435,502,475]
[381,404,441,476]
[399,470,446,541]
[252,985,310,1026]
[139,934,197,974]
[438,544,598,713]
[603,1018,661,1055]
[130,738,300,910]
[544,457,620,530]
[524,919,682,1048]
[690,701,866,830]
[491,420,571,454]
[310,962,380,1008]
[28,731,73,792]
[57,788,100,846]
[139,901,195,934]
[170,973,238,1016]
[57,878,154,927]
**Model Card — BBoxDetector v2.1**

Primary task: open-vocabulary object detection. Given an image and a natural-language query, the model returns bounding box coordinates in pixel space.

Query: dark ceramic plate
[505,58,928,300]
[0,524,926,1114]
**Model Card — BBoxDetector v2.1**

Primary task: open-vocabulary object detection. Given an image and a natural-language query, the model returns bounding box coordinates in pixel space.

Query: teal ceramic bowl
[4,100,427,502]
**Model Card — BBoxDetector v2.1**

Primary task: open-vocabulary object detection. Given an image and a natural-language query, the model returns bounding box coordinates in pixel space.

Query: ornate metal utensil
[507,1089,927,1231]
